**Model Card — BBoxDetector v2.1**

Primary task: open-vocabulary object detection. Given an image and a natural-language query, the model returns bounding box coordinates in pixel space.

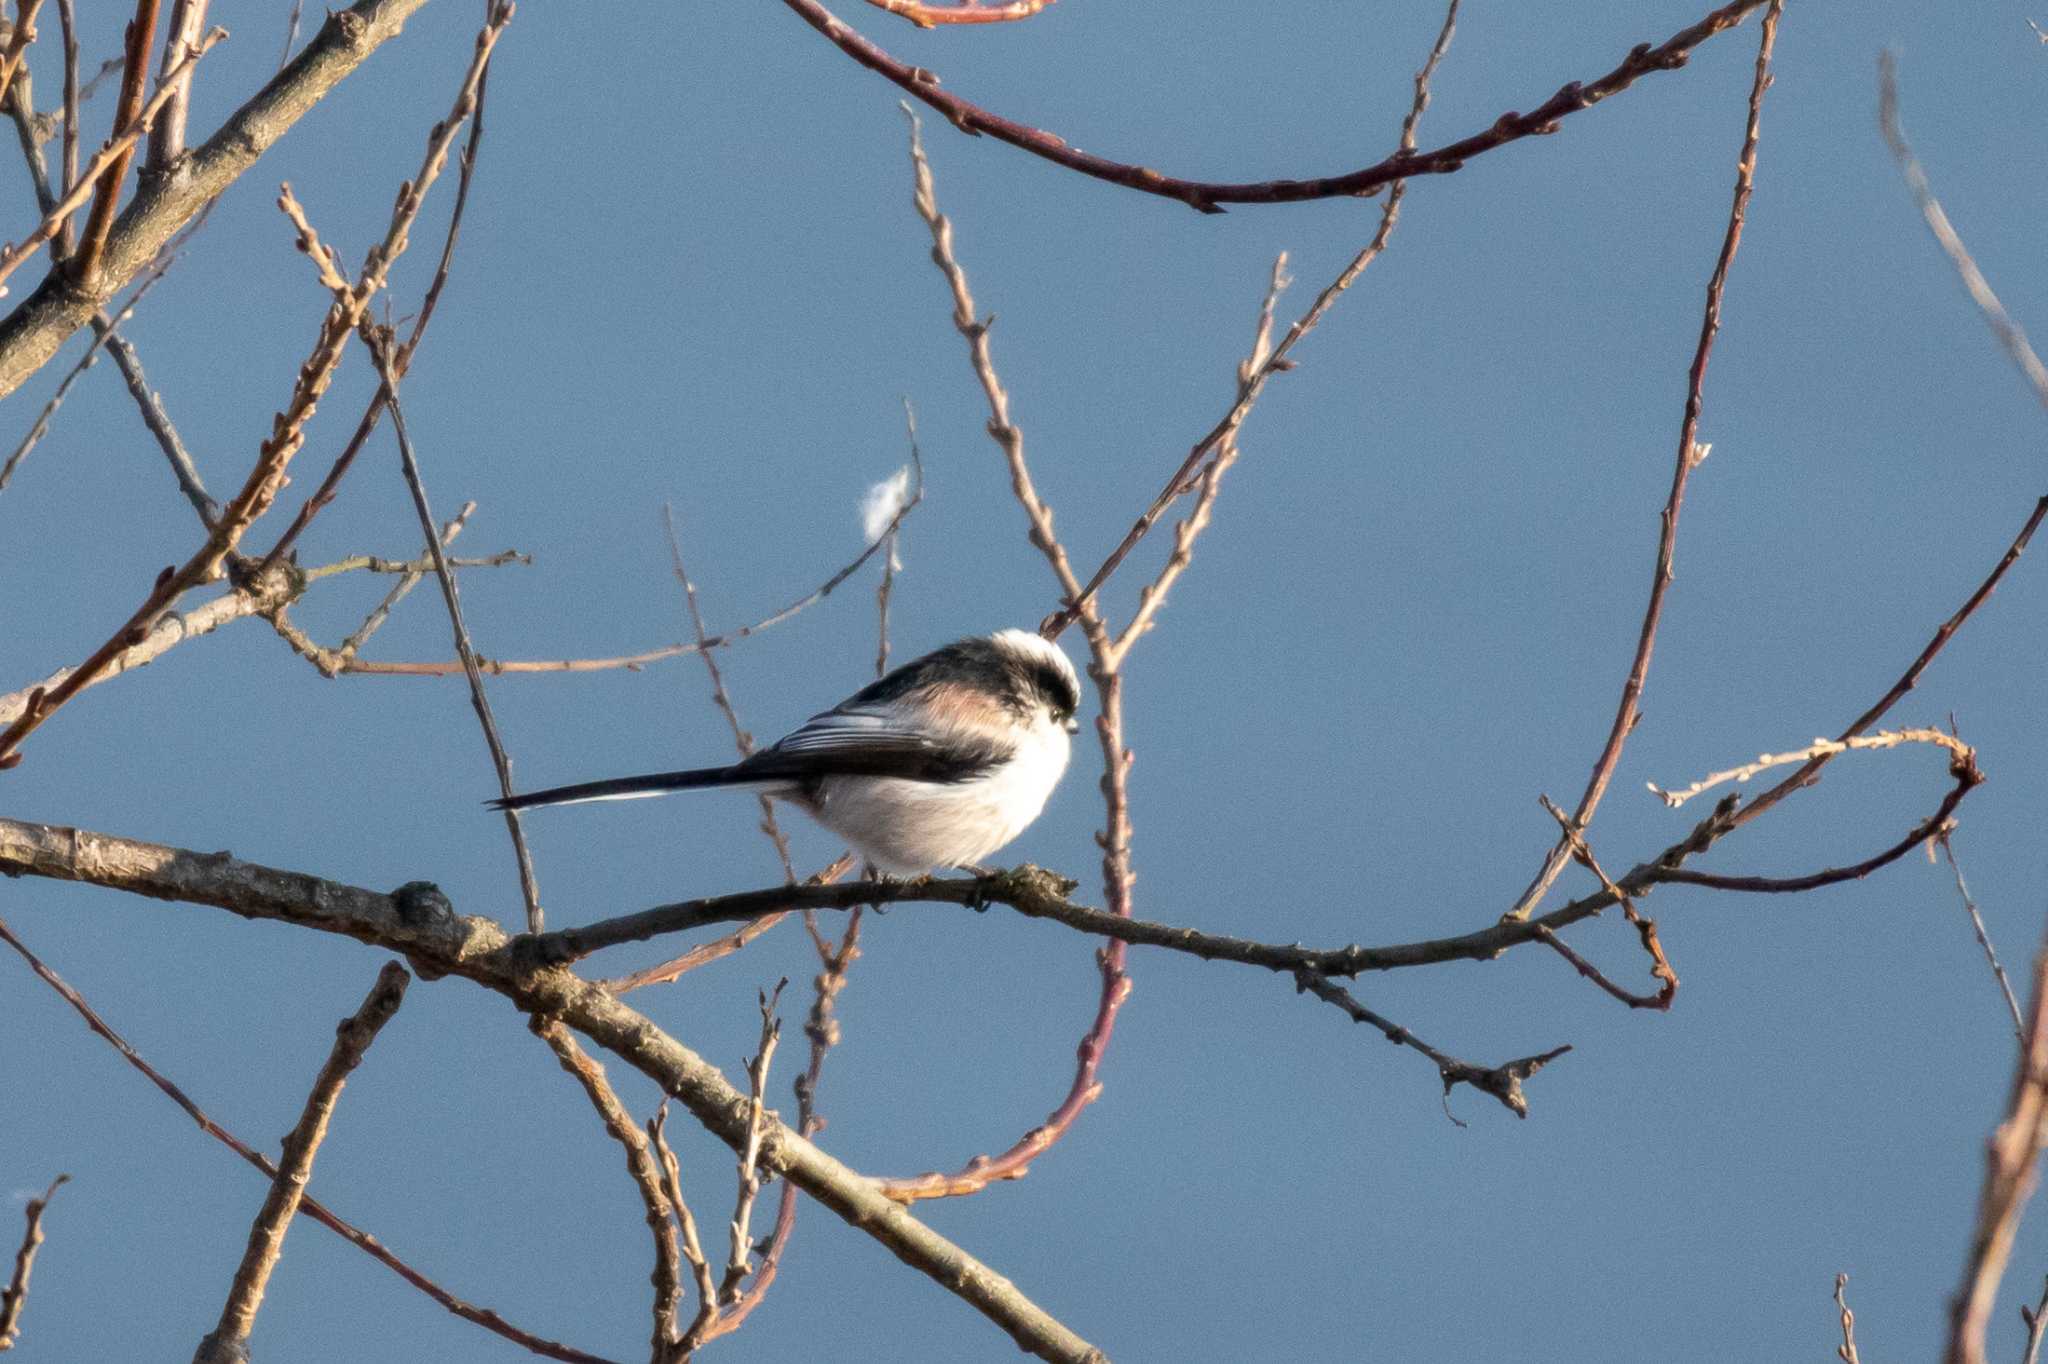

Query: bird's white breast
[808,715,1071,874]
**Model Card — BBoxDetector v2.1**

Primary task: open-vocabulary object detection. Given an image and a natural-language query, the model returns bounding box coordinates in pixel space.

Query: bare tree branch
[1947,919,2048,1364]
[1835,1274,1863,1364]
[0,828,1109,1364]
[0,0,448,400]
[1939,830,2025,1041]
[535,1023,683,1363]
[0,912,614,1363]
[194,963,410,1364]
[0,1173,65,1353]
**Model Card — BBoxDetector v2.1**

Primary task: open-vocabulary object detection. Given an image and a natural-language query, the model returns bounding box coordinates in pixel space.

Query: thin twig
[332,502,478,663]
[2022,1275,2048,1364]
[663,504,797,882]
[0,257,169,492]
[146,0,209,172]
[1835,1274,1862,1364]
[0,0,45,112]
[333,478,924,677]
[1650,727,1971,808]
[1878,53,2048,411]
[0,912,614,1364]
[195,963,410,1363]
[534,1023,682,1363]
[1537,796,1678,1010]
[258,17,501,570]
[54,0,75,257]
[1947,918,2048,1364]
[1731,496,2048,831]
[372,336,544,933]
[1938,830,2024,1041]
[1293,969,1569,1121]
[1108,251,1286,665]
[1504,0,1782,922]
[677,982,784,1356]
[67,0,161,282]
[599,855,855,993]
[893,102,1133,1202]
[0,1173,65,1353]
[648,1105,716,1353]
[1048,0,1459,642]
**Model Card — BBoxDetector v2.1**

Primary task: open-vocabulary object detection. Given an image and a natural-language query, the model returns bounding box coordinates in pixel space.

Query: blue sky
[6,0,2048,1360]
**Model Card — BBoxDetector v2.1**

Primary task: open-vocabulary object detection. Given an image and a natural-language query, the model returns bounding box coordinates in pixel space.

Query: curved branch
[782,0,1771,213]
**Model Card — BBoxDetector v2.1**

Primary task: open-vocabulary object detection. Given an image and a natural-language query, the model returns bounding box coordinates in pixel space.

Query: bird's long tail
[488,765,769,812]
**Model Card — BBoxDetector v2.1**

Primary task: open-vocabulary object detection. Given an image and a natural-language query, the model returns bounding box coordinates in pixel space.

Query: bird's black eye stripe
[1031,661,1079,717]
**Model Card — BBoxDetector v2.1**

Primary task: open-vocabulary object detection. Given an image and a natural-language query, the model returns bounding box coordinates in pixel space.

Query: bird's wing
[733,707,1001,784]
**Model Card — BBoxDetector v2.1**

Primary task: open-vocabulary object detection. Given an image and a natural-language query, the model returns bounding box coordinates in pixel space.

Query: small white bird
[492,629,1081,875]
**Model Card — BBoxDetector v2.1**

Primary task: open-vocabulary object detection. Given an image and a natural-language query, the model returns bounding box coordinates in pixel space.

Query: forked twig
[648,1105,717,1353]
[676,982,785,1354]
[1049,0,1459,643]
[1537,796,1678,1010]
[259,12,502,570]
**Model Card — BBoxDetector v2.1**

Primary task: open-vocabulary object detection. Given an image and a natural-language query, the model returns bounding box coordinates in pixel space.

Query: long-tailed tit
[491,629,1081,875]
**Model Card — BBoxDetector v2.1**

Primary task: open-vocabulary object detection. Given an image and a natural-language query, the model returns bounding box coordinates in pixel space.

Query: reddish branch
[883,104,1130,1202]
[1506,0,1782,921]
[0,27,221,296]
[68,0,160,281]
[784,0,1771,212]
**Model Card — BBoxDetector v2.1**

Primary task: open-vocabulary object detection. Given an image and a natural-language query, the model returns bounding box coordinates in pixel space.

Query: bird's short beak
[1064,716,1079,734]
